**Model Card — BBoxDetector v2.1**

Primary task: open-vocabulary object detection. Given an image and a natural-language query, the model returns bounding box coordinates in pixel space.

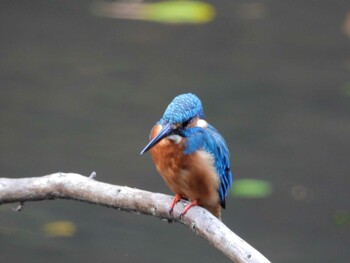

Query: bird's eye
[182,118,193,128]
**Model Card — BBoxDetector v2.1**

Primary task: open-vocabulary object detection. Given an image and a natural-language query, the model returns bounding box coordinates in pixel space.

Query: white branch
[0,173,270,263]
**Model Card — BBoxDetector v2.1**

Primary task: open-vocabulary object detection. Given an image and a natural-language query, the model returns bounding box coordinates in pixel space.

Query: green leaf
[42,221,76,237]
[144,1,215,24]
[333,211,350,226]
[341,83,350,98]
[231,179,272,198]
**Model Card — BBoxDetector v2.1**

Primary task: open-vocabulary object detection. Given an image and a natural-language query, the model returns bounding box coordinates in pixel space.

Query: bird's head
[140,93,204,154]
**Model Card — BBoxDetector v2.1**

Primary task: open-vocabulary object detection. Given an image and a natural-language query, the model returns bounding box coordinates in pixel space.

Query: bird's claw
[179,200,199,219]
[169,194,182,217]
[169,208,186,219]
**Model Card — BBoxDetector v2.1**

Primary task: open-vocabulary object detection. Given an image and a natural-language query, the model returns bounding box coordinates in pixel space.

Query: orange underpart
[149,123,222,219]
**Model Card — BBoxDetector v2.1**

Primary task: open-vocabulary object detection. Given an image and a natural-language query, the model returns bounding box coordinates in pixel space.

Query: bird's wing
[184,125,232,208]
[203,125,232,208]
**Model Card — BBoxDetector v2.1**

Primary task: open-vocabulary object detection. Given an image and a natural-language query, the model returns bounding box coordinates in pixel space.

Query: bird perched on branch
[141,93,232,219]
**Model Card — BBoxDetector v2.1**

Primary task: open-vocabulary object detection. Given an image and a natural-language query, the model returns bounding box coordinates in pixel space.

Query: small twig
[89,171,97,179]
[12,201,24,212]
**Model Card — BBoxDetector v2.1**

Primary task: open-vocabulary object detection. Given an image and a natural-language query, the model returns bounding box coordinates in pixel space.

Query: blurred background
[1,0,350,262]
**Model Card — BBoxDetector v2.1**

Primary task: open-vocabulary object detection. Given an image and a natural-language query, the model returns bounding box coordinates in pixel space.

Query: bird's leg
[180,200,200,219]
[169,194,182,215]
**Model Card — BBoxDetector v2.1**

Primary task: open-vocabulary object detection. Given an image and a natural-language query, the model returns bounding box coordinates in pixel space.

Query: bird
[140,93,232,219]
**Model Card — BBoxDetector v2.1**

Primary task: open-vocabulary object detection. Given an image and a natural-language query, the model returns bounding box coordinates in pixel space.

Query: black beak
[140,123,174,155]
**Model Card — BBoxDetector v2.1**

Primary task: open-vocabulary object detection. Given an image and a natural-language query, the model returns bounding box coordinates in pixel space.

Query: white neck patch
[168,134,182,144]
[196,119,208,128]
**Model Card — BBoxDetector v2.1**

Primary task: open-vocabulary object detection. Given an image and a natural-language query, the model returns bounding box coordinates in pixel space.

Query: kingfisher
[140,93,232,219]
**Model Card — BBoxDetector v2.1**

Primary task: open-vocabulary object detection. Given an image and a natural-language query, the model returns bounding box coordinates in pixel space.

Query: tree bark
[0,172,271,263]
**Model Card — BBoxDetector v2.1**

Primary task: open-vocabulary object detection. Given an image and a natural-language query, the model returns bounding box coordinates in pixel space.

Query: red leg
[169,194,182,215]
[180,200,200,218]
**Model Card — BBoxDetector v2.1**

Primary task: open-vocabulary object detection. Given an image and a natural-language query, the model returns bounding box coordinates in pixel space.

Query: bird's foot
[179,200,200,219]
[169,194,182,216]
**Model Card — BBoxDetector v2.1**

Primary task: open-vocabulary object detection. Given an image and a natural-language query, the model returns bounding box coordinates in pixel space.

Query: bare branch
[0,173,270,263]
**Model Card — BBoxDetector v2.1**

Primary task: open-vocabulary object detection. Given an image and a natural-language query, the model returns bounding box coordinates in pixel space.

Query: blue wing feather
[183,125,232,208]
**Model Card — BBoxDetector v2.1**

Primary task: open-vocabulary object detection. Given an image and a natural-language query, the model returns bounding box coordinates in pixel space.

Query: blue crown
[162,93,204,124]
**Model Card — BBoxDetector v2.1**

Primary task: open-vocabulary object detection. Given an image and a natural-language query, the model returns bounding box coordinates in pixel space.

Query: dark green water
[1,1,349,262]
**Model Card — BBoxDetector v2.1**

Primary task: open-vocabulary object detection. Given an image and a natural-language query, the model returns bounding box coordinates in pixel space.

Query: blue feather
[182,125,232,208]
[162,93,204,124]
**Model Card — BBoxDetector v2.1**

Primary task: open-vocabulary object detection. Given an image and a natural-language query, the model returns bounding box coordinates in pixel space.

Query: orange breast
[149,124,221,217]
